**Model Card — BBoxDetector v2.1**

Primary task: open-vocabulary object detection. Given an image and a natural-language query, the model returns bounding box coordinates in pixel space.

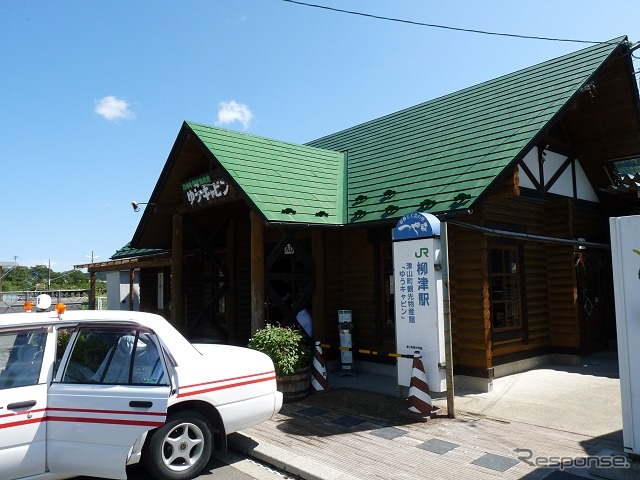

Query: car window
[54,327,74,378]
[0,328,47,389]
[61,327,167,385]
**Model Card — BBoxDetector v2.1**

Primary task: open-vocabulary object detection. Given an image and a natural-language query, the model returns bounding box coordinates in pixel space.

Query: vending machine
[609,215,640,456]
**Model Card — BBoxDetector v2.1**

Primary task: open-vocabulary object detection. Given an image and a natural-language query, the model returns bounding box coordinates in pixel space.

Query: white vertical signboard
[393,212,446,392]
[610,215,640,456]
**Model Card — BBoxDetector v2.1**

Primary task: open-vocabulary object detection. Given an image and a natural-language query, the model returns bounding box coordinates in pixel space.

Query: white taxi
[0,296,282,480]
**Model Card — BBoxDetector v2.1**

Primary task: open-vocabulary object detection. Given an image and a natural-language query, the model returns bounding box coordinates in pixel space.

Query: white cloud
[216,100,254,130]
[94,96,135,121]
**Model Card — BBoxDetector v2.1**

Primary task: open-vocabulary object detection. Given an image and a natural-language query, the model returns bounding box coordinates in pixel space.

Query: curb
[228,432,360,480]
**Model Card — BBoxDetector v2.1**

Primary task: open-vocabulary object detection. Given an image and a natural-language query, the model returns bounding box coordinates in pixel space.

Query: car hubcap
[161,421,205,472]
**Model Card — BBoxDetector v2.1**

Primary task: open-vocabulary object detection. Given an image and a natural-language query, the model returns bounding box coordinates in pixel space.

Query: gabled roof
[187,122,346,224]
[131,36,636,249]
[307,36,629,223]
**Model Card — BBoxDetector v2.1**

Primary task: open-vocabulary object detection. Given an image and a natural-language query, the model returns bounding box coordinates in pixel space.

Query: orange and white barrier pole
[311,341,329,392]
[400,351,438,422]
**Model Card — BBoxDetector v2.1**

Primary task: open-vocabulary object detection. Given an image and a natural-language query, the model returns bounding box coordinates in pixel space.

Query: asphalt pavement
[84,449,292,480]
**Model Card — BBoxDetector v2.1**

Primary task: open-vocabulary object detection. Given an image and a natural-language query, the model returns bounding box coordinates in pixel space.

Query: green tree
[1,266,105,294]
[2,266,33,291]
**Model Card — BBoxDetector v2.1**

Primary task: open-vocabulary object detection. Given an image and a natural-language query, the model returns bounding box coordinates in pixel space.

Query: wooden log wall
[184,259,216,341]
[342,230,377,352]
[521,242,550,348]
[572,202,609,243]
[448,168,605,366]
[569,201,615,349]
[322,229,378,355]
[140,268,168,318]
[544,199,580,350]
[481,190,552,360]
[447,221,491,370]
[322,230,344,351]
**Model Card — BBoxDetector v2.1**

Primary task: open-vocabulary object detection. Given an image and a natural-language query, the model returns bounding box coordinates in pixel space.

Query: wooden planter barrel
[276,364,310,402]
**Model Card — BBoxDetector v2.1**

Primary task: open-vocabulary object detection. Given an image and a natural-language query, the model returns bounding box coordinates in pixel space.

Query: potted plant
[248,324,312,402]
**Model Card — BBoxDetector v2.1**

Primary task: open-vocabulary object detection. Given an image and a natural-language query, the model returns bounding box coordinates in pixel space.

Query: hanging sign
[392,212,446,392]
[181,172,235,209]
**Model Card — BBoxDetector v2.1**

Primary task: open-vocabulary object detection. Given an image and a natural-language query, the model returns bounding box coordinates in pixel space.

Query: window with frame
[61,327,167,385]
[489,246,522,331]
[0,328,47,389]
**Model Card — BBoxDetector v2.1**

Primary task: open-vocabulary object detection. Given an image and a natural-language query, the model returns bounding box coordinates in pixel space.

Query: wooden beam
[227,219,237,343]
[250,211,265,334]
[81,256,171,273]
[171,213,184,331]
[89,271,96,309]
[129,269,135,311]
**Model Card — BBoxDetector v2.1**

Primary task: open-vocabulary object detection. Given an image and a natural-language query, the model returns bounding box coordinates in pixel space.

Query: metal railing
[0,289,91,314]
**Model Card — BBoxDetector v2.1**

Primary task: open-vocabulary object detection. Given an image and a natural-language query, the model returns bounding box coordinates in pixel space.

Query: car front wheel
[143,410,213,480]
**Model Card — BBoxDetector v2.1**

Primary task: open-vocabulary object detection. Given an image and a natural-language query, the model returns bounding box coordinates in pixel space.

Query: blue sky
[1,0,639,273]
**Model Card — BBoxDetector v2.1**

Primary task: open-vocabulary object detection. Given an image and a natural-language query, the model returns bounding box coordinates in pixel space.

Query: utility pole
[86,251,100,263]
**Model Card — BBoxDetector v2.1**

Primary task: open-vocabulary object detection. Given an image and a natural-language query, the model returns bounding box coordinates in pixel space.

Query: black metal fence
[0,289,93,314]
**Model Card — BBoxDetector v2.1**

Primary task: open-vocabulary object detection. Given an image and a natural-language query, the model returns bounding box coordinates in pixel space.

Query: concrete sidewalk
[229,351,636,480]
[432,350,622,438]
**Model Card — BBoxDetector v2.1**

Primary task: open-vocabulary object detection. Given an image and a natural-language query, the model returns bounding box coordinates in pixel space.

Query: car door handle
[129,400,153,408]
[7,400,37,410]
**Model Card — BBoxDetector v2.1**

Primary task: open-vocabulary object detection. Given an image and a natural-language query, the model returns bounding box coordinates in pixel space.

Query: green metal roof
[136,37,628,240]
[111,243,168,260]
[187,122,346,224]
[306,37,627,223]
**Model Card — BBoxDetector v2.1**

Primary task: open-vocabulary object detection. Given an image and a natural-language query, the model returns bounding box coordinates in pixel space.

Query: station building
[81,37,640,391]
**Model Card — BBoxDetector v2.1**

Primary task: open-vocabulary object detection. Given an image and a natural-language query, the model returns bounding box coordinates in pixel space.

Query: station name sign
[392,211,446,392]
[181,172,235,209]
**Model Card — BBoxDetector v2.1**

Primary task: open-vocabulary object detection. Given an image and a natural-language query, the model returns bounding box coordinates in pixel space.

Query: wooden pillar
[312,230,325,342]
[171,213,184,331]
[129,269,135,311]
[226,219,237,343]
[89,271,96,309]
[250,211,265,334]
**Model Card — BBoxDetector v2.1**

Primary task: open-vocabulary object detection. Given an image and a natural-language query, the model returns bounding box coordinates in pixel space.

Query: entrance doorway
[265,235,315,328]
[376,242,396,356]
[575,250,609,353]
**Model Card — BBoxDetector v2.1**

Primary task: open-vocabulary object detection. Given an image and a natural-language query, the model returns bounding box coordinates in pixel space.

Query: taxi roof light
[24,294,55,313]
[36,294,52,310]
[55,303,67,316]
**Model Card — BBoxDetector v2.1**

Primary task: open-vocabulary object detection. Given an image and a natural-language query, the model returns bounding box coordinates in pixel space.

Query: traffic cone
[399,351,439,422]
[311,341,329,392]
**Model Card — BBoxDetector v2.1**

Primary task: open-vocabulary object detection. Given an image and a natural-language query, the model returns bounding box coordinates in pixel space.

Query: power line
[281,0,618,45]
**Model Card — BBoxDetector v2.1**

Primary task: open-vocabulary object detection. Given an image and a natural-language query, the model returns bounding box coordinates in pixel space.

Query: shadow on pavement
[274,387,447,438]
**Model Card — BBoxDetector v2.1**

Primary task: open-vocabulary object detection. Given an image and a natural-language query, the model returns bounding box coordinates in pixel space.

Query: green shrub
[248,324,311,377]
